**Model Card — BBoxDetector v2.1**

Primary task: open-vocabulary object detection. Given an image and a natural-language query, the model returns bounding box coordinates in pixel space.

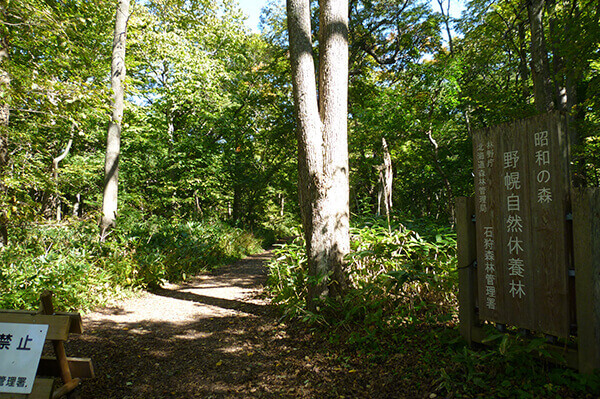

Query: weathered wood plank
[0,378,54,399]
[0,311,83,335]
[528,113,571,337]
[457,196,478,344]
[573,188,600,374]
[472,112,572,337]
[473,127,505,324]
[40,292,73,386]
[0,314,70,341]
[497,117,535,331]
[37,357,95,380]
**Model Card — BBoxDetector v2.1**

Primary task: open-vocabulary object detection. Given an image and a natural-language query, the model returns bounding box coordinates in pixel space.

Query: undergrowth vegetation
[268,217,457,329]
[0,216,264,312]
[267,216,600,398]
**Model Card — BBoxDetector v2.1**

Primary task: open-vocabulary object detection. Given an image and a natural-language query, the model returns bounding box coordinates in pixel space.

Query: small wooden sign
[0,323,48,394]
[473,112,571,338]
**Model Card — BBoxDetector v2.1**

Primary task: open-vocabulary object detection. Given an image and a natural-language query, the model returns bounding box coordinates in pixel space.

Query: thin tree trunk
[73,193,82,218]
[527,0,554,113]
[52,137,73,180]
[287,0,350,304]
[436,0,453,55]
[52,136,73,221]
[517,21,530,100]
[377,137,393,229]
[0,3,9,247]
[100,0,130,240]
[232,182,242,223]
[426,119,454,220]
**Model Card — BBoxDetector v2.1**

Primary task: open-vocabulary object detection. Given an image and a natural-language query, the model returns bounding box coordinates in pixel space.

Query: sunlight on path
[84,251,272,325]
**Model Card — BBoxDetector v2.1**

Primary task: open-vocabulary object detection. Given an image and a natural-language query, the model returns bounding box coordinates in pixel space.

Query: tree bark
[517,21,530,100]
[0,2,9,247]
[52,137,73,181]
[287,0,350,304]
[527,0,554,113]
[377,137,393,228]
[436,0,454,55]
[52,136,73,221]
[100,0,129,239]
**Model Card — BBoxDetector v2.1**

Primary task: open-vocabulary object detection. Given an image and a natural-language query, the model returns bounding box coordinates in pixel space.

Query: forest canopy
[1,0,598,238]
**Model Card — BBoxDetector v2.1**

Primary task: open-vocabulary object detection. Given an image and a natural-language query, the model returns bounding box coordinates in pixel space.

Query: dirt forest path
[68,249,428,398]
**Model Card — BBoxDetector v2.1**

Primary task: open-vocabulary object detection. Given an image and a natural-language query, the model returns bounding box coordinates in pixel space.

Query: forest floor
[66,247,443,398]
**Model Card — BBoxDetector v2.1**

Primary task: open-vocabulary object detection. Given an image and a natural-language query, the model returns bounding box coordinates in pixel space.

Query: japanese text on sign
[503,149,526,299]
[472,112,571,338]
[0,323,48,395]
[476,142,495,213]
[534,131,553,204]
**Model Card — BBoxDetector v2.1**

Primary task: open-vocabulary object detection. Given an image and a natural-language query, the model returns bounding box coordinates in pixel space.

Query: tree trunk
[52,136,73,221]
[427,123,454,220]
[377,137,393,228]
[527,0,554,113]
[436,0,453,55]
[0,3,9,247]
[73,193,82,218]
[517,21,530,101]
[232,181,242,223]
[287,0,350,304]
[100,0,129,239]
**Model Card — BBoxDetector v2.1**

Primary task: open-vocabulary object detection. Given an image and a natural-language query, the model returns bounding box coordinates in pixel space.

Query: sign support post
[573,188,600,374]
[457,112,599,373]
[457,196,479,345]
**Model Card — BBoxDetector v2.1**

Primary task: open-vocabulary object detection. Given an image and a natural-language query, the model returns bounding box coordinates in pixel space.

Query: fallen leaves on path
[66,250,433,398]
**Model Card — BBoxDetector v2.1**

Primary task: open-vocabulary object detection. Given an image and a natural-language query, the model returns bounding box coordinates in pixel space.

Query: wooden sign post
[0,292,94,399]
[457,112,600,373]
[573,188,600,373]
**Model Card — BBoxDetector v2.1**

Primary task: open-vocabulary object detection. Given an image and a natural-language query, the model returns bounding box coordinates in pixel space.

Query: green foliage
[0,217,263,311]
[267,237,309,319]
[347,218,457,320]
[435,329,600,397]
[267,219,600,397]
[267,217,457,330]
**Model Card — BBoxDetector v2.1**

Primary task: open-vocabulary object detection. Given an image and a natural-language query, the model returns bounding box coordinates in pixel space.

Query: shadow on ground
[65,252,431,398]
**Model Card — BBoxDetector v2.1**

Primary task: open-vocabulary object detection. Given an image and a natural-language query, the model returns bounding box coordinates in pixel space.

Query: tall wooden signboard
[458,111,600,373]
[472,112,572,338]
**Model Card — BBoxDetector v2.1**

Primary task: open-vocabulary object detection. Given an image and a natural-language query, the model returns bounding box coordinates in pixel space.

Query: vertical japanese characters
[483,226,496,309]
[504,150,526,299]
[476,142,495,214]
[534,131,552,204]
[471,113,571,338]
[476,140,498,311]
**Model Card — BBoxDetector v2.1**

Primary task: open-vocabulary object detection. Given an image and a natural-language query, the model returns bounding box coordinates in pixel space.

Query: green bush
[0,217,264,311]
[267,217,458,328]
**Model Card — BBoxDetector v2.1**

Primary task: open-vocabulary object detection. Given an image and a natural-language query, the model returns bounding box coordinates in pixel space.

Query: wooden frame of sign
[457,112,600,373]
[0,292,94,399]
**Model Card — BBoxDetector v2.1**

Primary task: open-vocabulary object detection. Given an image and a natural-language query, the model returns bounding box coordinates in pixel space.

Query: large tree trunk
[0,2,9,247]
[287,0,350,304]
[527,0,554,113]
[100,0,129,239]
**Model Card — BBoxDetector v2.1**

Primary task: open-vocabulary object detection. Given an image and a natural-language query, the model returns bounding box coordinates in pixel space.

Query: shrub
[267,217,458,328]
[0,217,264,311]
